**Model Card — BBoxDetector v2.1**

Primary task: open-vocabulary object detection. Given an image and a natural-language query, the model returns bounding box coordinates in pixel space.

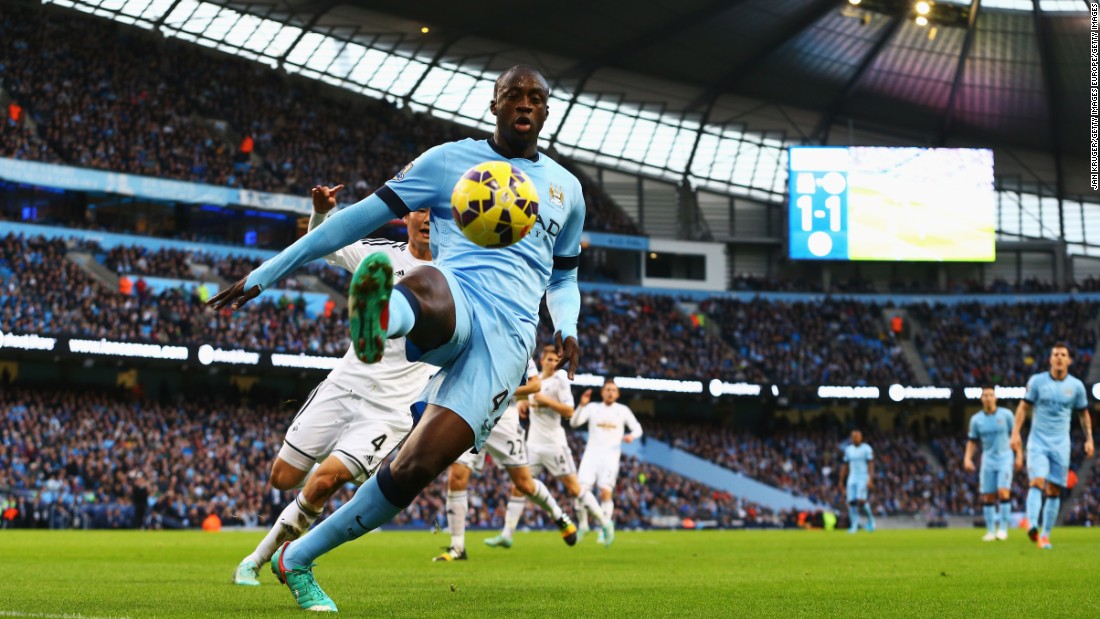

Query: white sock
[525,479,563,520]
[447,490,468,551]
[601,499,614,525]
[580,491,606,527]
[246,494,322,566]
[502,496,525,540]
[575,497,589,530]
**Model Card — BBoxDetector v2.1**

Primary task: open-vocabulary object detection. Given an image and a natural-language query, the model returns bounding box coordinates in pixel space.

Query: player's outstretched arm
[837,464,848,490]
[569,390,592,428]
[963,440,977,472]
[1010,401,1031,451]
[866,461,874,489]
[623,409,643,443]
[208,191,402,310]
[514,374,542,398]
[533,392,574,419]
[1082,409,1095,457]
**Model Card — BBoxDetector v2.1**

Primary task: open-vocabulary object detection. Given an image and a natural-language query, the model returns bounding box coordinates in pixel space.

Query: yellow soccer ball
[451,161,539,248]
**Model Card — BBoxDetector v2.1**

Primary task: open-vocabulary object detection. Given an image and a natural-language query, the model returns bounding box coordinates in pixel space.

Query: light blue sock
[863,503,875,528]
[1041,496,1060,537]
[1026,487,1042,529]
[386,290,416,338]
[999,501,1012,531]
[848,506,860,530]
[983,504,996,534]
[282,475,401,570]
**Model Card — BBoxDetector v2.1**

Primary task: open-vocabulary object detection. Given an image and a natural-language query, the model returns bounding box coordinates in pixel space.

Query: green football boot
[348,252,394,364]
[271,542,338,612]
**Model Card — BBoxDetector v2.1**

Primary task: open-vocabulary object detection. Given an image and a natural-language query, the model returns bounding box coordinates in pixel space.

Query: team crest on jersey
[548,184,565,207]
[1065,388,1073,396]
[393,162,414,181]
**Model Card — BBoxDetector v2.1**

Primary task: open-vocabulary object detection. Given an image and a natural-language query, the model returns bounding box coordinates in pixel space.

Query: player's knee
[269,460,307,491]
[391,456,442,490]
[563,479,582,497]
[447,465,470,491]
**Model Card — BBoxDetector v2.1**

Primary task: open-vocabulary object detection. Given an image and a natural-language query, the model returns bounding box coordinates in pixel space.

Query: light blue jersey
[1024,372,1087,451]
[969,407,1015,493]
[844,443,873,482]
[968,407,1015,466]
[381,139,585,338]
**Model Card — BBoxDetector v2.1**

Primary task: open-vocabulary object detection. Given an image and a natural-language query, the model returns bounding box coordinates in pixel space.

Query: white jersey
[321,237,433,408]
[498,359,539,425]
[528,370,574,448]
[571,401,643,458]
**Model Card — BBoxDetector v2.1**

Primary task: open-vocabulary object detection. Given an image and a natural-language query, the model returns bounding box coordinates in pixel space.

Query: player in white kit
[570,378,642,544]
[434,358,577,562]
[484,344,613,548]
[234,185,433,585]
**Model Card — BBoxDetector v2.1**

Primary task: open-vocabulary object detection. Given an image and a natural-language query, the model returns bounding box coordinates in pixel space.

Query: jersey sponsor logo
[548,184,565,207]
[533,213,562,239]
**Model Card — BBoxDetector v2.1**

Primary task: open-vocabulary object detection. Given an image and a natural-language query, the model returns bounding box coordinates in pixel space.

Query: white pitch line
[0,611,132,619]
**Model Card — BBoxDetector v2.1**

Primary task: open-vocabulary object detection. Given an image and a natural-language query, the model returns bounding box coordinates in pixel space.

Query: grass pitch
[0,528,1097,618]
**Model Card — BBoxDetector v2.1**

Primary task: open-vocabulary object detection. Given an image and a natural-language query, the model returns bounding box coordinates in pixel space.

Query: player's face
[490,68,549,150]
[601,382,619,404]
[1049,346,1071,374]
[851,430,862,445]
[980,388,997,411]
[540,347,560,370]
[405,208,430,246]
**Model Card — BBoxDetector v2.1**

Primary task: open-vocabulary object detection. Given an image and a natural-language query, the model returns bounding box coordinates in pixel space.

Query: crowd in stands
[700,298,914,386]
[910,300,1097,385]
[0,3,641,236]
[0,384,774,532]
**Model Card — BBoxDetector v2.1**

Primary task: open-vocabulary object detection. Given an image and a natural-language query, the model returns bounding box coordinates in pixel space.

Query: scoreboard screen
[787,147,995,262]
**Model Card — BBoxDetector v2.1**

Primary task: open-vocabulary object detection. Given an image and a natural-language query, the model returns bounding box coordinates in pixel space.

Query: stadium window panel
[622,118,657,163]
[162,0,200,28]
[388,60,429,98]
[1084,203,1100,246]
[731,141,759,187]
[997,191,1022,238]
[223,14,261,49]
[285,32,326,67]
[579,107,615,155]
[1019,192,1041,238]
[1039,196,1060,239]
[690,131,726,178]
[260,25,301,58]
[201,8,241,43]
[347,49,388,86]
[555,104,593,149]
[773,150,789,195]
[96,0,127,11]
[1063,200,1084,244]
[540,94,572,137]
[752,146,781,192]
[367,55,410,94]
[301,36,342,73]
[131,0,170,20]
[666,122,699,171]
[179,2,218,34]
[644,122,679,169]
[421,68,467,111]
[329,43,367,80]
[600,113,636,160]
[241,20,279,54]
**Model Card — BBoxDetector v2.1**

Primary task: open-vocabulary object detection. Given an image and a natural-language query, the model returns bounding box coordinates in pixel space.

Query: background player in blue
[208,65,586,612]
[1010,343,1093,550]
[963,385,1022,542]
[838,430,874,534]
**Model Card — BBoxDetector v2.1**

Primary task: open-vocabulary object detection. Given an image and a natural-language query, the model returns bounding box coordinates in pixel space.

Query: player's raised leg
[505,465,577,545]
[486,487,525,548]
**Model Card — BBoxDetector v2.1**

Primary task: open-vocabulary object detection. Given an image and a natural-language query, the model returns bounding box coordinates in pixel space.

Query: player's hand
[532,392,550,406]
[1009,433,1022,451]
[1086,438,1095,458]
[623,435,635,444]
[554,331,581,380]
[1015,456,1024,472]
[963,459,976,472]
[866,479,874,490]
[516,400,530,418]
[311,184,345,214]
[207,276,262,311]
[578,389,592,407]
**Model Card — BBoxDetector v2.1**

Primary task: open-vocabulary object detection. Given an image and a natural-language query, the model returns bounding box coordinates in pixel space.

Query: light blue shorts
[409,265,535,451]
[846,479,868,503]
[979,456,1014,494]
[1026,440,1070,487]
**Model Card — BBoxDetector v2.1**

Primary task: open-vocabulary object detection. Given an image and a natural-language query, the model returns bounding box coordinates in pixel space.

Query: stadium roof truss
[41,0,1100,254]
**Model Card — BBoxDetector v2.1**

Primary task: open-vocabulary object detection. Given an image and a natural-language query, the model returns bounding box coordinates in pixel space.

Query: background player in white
[434,358,576,561]
[233,186,433,585]
[838,430,874,534]
[963,385,1022,541]
[570,378,642,545]
[1010,343,1092,549]
[484,344,612,548]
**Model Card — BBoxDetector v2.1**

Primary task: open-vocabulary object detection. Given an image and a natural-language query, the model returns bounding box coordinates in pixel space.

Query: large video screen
[787,147,995,261]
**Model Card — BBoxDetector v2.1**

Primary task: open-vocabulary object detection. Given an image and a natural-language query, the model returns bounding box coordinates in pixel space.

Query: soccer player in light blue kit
[963,385,1022,541]
[209,65,586,612]
[1010,343,1093,550]
[838,429,875,534]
